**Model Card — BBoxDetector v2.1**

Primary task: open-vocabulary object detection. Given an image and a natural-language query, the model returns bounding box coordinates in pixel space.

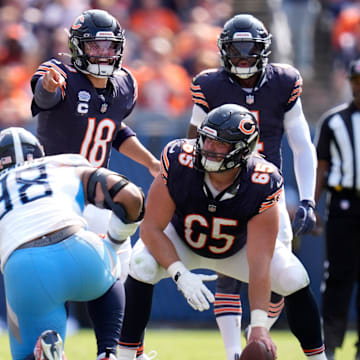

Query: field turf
[0,328,357,359]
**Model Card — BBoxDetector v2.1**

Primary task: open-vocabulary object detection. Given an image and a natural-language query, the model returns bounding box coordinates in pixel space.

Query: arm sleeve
[112,125,136,149]
[33,77,62,109]
[189,104,207,127]
[284,98,317,202]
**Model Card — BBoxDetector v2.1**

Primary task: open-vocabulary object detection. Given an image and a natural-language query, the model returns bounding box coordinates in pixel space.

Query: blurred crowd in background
[1,0,360,134]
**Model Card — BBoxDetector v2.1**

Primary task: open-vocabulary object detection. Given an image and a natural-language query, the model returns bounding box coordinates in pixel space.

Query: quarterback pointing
[29,9,159,360]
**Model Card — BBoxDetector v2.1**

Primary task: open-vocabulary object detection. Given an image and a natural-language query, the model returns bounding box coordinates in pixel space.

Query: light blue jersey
[0,154,119,359]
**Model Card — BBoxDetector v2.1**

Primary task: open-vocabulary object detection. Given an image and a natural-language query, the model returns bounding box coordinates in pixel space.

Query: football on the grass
[239,340,274,360]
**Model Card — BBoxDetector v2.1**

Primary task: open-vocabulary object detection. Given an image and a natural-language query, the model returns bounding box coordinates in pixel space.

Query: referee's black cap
[349,59,360,78]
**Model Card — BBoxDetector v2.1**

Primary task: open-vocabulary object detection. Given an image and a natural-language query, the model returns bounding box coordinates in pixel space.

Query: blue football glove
[292,200,316,236]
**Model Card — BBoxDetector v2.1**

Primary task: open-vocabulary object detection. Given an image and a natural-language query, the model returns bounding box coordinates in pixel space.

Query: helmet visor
[224,41,263,58]
[84,40,122,57]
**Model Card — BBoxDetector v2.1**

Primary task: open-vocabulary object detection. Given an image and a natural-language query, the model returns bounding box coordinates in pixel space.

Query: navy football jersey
[190,64,303,169]
[31,59,137,168]
[160,139,283,259]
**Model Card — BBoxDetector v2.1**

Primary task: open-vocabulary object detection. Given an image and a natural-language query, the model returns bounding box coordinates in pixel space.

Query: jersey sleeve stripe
[266,188,282,200]
[160,144,171,184]
[190,84,201,91]
[160,160,168,184]
[190,90,206,99]
[192,98,210,109]
[288,92,302,103]
[294,78,303,87]
[288,79,303,104]
[34,70,48,77]
[34,64,68,81]
[259,188,283,213]
[47,63,68,78]
[39,62,68,79]
[258,201,276,213]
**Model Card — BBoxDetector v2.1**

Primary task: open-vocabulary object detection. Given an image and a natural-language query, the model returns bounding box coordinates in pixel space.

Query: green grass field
[0,328,357,359]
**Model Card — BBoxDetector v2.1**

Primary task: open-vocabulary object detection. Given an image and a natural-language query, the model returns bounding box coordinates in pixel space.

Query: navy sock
[285,285,324,350]
[87,280,125,355]
[120,276,154,346]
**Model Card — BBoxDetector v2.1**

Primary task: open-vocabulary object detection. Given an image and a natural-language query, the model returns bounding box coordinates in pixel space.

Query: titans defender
[117,105,326,360]
[187,14,317,359]
[30,9,159,360]
[0,127,144,360]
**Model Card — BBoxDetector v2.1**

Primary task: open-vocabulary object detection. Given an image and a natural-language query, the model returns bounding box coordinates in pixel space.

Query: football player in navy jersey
[187,14,317,359]
[30,9,159,360]
[117,105,326,360]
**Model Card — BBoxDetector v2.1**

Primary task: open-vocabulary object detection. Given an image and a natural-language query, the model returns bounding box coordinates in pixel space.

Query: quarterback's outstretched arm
[33,71,63,109]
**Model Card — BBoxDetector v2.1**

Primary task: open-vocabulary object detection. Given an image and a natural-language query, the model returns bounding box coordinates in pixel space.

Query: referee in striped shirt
[314,58,360,360]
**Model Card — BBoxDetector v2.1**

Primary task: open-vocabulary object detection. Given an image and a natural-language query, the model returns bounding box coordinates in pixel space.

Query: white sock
[216,315,242,360]
[266,315,280,330]
[117,348,137,360]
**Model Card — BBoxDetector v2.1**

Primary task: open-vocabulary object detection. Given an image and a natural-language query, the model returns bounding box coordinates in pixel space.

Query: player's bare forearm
[139,176,178,269]
[247,205,278,311]
[140,221,180,269]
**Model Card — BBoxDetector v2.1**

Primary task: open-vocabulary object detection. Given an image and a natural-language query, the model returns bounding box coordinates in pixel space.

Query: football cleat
[136,350,157,360]
[34,330,65,360]
[96,347,117,360]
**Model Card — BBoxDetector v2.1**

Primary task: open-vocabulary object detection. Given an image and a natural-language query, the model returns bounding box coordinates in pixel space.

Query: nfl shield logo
[246,94,254,105]
[208,204,217,212]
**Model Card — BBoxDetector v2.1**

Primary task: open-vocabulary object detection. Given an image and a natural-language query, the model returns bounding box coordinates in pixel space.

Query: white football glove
[167,261,217,312]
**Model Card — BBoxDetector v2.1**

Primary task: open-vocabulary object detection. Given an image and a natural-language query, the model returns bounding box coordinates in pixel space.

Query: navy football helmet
[194,104,259,172]
[218,14,271,79]
[69,9,125,78]
[0,127,44,170]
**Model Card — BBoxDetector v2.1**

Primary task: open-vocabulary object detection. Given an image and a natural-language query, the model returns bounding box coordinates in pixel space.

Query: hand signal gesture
[42,67,65,93]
